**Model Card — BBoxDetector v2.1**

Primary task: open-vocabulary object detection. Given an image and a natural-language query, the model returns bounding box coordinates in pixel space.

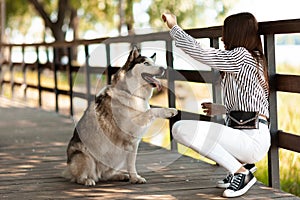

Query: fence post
[105,44,111,85]
[36,46,42,107]
[8,46,13,98]
[53,47,59,112]
[165,40,177,151]
[22,46,27,100]
[264,34,280,189]
[84,45,91,103]
[210,37,223,123]
[67,47,73,116]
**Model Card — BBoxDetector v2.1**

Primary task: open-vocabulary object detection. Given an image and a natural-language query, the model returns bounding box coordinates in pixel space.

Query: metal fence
[1,18,300,190]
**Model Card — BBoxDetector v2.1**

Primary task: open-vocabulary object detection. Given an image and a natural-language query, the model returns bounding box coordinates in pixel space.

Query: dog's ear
[150,53,156,63]
[121,46,140,72]
[112,46,140,85]
[128,46,140,63]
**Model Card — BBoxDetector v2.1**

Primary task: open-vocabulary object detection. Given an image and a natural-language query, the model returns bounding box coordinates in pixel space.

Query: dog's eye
[143,61,151,66]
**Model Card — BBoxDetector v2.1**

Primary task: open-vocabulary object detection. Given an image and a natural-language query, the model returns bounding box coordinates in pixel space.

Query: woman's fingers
[162,13,177,29]
[201,102,212,115]
[203,109,210,114]
[201,102,212,109]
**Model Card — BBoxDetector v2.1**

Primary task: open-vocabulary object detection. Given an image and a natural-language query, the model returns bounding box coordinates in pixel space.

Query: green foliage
[5,0,235,40]
[148,0,236,29]
[255,150,300,197]
[76,0,118,31]
[5,0,29,19]
[5,0,138,39]
[5,0,35,34]
[43,0,58,16]
[148,0,204,28]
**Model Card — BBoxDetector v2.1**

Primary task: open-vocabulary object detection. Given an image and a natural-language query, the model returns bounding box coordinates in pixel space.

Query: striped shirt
[170,25,269,118]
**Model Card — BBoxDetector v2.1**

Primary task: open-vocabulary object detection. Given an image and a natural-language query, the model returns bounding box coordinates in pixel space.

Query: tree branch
[56,0,68,27]
[28,0,53,29]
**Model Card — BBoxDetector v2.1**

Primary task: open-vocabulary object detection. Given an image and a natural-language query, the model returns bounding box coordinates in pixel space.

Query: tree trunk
[125,0,135,35]
[69,7,78,61]
[28,0,78,64]
[118,0,135,36]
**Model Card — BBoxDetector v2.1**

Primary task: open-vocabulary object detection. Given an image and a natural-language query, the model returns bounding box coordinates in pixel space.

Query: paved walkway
[0,97,299,199]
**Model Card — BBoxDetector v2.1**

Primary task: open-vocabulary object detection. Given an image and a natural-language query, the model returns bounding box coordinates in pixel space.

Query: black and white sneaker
[216,164,257,188]
[223,171,257,198]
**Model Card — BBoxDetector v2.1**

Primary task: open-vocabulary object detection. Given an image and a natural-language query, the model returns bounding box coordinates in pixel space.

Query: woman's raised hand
[162,13,177,29]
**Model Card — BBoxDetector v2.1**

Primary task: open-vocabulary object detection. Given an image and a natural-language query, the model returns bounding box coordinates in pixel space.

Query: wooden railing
[1,18,300,190]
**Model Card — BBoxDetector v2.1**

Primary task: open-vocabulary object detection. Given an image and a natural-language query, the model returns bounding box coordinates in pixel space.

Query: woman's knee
[171,120,199,143]
[171,121,184,141]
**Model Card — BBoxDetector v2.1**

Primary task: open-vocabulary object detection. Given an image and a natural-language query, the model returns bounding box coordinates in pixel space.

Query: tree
[118,0,135,35]
[148,0,235,29]
[6,0,138,43]
[28,0,77,42]
[5,0,235,43]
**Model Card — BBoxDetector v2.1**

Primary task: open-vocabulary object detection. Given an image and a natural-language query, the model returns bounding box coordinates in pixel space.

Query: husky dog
[63,47,177,186]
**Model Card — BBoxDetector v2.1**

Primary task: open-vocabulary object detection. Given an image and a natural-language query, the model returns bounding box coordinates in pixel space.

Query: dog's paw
[82,178,96,186]
[77,178,96,186]
[130,175,147,184]
[121,174,130,181]
[162,108,178,118]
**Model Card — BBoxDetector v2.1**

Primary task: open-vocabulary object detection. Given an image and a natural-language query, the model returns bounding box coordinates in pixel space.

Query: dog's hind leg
[69,153,98,186]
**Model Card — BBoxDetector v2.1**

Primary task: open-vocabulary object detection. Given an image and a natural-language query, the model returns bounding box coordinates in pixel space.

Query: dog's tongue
[150,80,162,91]
[142,73,163,91]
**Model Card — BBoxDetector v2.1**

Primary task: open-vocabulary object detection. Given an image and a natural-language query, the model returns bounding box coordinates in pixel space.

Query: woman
[162,12,270,198]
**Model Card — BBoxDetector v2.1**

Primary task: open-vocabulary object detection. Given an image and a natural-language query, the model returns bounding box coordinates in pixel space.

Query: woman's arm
[162,13,246,72]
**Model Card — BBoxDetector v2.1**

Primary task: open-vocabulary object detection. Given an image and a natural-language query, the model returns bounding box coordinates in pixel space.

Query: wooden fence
[1,18,300,190]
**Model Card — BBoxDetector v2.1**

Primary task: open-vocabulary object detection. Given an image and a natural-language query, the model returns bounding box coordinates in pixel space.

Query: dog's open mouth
[141,69,165,91]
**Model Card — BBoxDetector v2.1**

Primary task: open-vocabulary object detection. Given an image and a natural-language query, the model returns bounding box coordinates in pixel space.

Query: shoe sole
[222,177,257,198]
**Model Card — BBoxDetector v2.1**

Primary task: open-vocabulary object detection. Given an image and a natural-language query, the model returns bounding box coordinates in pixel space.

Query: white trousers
[172,120,271,173]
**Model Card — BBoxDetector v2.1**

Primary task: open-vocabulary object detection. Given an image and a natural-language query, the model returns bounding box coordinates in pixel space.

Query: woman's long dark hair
[222,12,269,93]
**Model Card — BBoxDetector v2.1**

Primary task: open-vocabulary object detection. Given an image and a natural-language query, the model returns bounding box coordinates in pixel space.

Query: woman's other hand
[201,102,226,116]
[162,13,177,29]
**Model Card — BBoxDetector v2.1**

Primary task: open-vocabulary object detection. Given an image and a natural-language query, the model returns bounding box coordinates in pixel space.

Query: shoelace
[223,173,233,183]
[229,173,244,191]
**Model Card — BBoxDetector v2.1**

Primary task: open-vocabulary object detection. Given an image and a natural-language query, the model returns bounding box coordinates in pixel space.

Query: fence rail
[1,18,300,190]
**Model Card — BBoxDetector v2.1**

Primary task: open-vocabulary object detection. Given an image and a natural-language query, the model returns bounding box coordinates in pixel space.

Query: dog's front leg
[126,142,146,184]
[132,108,178,127]
[150,107,178,119]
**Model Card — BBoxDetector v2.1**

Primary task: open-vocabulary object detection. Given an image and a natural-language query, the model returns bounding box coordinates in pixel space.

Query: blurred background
[0,0,300,42]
